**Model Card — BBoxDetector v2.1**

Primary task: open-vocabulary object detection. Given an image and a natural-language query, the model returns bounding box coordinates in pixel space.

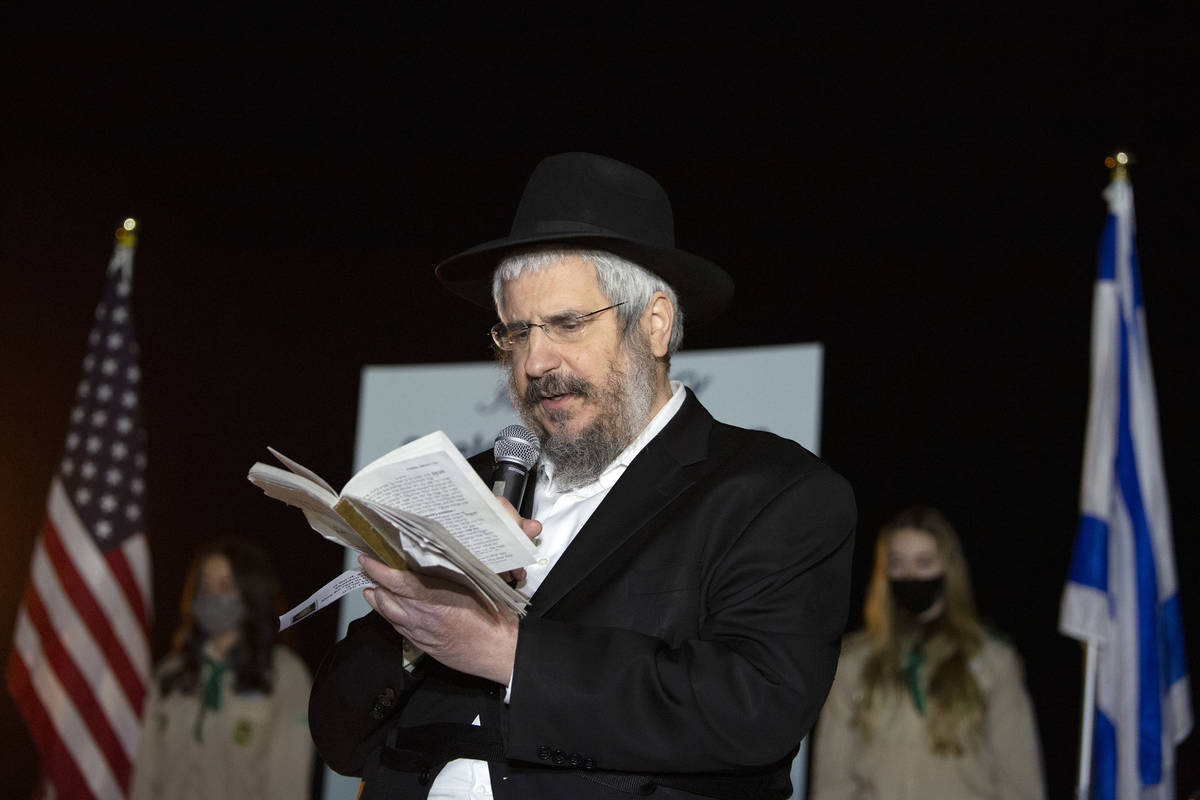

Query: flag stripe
[29,534,142,756]
[1162,594,1186,685]
[1097,213,1117,280]
[1067,514,1108,591]
[40,516,146,713]
[7,649,99,800]
[13,609,126,800]
[1127,237,1143,309]
[1115,313,1164,785]
[120,534,152,622]
[106,544,150,640]
[48,478,150,680]
[22,580,134,783]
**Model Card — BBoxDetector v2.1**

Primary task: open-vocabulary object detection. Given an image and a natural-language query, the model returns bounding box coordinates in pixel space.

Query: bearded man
[308,152,857,800]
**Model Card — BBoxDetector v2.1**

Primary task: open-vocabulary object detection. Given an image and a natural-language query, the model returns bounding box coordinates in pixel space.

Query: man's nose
[521,326,563,378]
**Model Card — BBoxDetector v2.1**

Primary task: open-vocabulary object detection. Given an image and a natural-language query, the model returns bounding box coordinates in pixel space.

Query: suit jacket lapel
[527,390,714,618]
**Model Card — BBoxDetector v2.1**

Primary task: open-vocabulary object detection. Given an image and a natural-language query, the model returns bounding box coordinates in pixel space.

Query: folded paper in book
[278,569,375,632]
[248,430,537,621]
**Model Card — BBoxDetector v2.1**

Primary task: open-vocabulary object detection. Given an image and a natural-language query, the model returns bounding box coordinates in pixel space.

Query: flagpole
[1070,151,1131,800]
[1076,639,1098,799]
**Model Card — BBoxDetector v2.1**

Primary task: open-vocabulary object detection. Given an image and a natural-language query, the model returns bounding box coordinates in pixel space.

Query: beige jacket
[130,645,313,800]
[810,632,1045,800]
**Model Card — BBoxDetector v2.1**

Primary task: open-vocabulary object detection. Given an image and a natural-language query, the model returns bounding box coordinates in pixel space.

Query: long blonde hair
[853,506,986,754]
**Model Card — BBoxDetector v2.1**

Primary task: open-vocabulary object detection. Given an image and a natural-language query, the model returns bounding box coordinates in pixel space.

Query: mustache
[522,372,593,406]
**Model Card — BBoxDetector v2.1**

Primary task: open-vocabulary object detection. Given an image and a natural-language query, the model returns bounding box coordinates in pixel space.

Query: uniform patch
[233,717,255,746]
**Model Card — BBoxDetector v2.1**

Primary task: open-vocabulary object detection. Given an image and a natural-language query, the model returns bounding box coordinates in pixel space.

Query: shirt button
[538,558,548,566]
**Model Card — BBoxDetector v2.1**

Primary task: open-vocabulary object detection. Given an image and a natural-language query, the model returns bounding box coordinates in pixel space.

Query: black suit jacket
[309,390,856,799]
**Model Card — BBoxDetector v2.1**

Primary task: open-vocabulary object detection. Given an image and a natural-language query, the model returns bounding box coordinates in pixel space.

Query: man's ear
[642,292,675,358]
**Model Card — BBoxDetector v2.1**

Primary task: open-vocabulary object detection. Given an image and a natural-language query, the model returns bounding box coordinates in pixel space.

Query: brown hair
[854,506,986,754]
[161,536,286,697]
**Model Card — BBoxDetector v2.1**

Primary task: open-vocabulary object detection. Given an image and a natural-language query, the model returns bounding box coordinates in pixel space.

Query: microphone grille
[494,424,541,469]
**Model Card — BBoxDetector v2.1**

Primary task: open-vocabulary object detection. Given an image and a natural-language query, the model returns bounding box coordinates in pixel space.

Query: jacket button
[536,745,551,761]
[583,757,596,771]
[552,749,566,764]
[567,753,582,767]
[369,687,397,720]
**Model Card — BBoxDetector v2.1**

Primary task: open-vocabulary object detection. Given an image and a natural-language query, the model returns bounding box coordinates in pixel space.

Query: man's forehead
[498,255,608,317]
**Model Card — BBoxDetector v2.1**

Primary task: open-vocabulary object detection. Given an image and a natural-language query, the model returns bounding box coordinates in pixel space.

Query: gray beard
[508,334,658,491]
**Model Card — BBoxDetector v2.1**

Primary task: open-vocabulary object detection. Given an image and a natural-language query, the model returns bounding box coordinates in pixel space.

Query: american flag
[7,225,153,800]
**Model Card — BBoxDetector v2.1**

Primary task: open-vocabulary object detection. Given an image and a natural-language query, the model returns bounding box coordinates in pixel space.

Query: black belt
[381,722,505,785]
[379,723,782,799]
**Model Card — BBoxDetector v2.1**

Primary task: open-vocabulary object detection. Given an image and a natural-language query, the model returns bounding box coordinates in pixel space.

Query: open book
[247,430,537,616]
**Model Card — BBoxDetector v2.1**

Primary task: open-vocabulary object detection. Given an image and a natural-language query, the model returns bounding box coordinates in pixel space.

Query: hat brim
[434,231,734,323]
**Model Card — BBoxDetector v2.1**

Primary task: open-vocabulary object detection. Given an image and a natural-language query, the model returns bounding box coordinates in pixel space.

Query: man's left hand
[359,554,518,685]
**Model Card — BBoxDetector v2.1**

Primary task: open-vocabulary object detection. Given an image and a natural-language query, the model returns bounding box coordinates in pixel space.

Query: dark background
[2,11,1198,797]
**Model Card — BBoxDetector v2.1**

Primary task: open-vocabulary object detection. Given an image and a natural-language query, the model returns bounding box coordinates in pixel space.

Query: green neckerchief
[193,656,230,743]
[902,647,925,715]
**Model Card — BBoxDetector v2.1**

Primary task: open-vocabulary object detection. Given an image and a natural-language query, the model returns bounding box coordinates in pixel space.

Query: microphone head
[494,424,541,470]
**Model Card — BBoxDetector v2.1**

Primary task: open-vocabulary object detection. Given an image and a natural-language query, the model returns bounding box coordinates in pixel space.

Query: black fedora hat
[434,152,734,322]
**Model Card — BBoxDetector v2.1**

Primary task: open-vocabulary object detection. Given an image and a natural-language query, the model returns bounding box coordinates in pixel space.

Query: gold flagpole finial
[115,217,139,247]
[1104,151,1131,180]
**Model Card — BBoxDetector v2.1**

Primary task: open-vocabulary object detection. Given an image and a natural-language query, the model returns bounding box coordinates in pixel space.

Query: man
[308,152,856,799]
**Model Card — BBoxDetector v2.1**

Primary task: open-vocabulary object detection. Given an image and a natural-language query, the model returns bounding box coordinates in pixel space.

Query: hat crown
[434,151,733,322]
[509,152,675,248]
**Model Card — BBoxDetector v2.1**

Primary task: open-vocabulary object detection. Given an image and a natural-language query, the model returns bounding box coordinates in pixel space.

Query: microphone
[491,424,541,512]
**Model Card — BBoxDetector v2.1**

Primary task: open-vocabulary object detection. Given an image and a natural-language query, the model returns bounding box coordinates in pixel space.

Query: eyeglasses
[489,302,626,351]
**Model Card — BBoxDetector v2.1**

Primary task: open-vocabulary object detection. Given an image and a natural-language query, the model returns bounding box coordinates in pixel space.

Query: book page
[351,430,461,475]
[267,446,338,496]
[343,432,537,573]
[247,462,370,553]
[351,500,463,573]
[349,500,524,614]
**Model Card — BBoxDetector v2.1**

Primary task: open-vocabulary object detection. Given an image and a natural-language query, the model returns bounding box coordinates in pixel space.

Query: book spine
[333,498,409,571]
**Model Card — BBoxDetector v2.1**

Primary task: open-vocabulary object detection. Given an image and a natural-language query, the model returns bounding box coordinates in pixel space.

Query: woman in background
[130,536,313,800]
[810,506,1045,799]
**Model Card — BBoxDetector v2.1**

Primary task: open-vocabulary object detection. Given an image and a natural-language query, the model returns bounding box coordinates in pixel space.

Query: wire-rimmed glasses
[489,302,626,351]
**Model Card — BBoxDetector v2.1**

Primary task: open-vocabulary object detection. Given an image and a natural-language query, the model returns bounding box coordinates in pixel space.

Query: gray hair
[491,247,685,355]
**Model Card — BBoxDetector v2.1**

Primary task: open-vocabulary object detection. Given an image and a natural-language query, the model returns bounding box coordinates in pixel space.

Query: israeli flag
[1059,171,1192,800]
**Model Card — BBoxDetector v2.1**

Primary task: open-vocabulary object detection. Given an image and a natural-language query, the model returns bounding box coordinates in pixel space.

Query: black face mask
[890,576,945,617]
